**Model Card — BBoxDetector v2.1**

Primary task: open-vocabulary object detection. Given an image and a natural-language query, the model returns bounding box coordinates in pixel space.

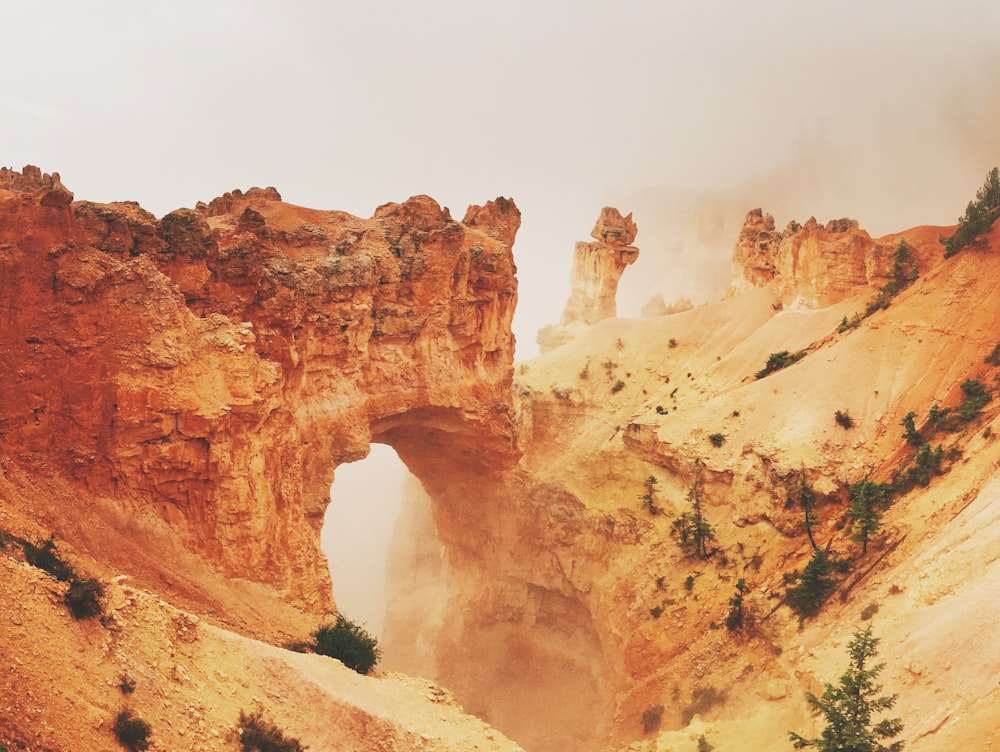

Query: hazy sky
[5,1,999,351]
[5,2,999,628]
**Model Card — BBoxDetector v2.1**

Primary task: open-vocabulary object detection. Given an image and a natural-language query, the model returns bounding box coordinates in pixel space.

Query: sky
[5,1,999,630]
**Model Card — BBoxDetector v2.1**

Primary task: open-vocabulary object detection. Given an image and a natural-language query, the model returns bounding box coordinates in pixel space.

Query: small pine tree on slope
[790,624,903,752]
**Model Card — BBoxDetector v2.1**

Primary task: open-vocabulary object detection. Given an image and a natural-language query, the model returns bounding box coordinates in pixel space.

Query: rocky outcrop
[561,207,640,325]
[730,208,899,307]
[0,166,519,614]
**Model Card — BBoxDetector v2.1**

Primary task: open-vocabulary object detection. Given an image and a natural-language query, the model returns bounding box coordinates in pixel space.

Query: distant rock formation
[561,207,640,325]
[730,208,897,308]
[640,293,694,318]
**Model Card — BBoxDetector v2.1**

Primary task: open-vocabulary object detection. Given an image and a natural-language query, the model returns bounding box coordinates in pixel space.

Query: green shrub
[941,166,1000,257]
[901,411,923,446]
[639,475,661,515]
[927,402,958,431]
[112,708,151,751]
[786,550,837,619]
[958,379,991,422]
[671,474,716,560]
[725,579,747,631]
[848,478,895,554]
[65,577,104,619]
[22,538,75,582]
[313,614,381,675]
[611,379,625,393]
[238,710,306,752]
[834,410,854,429]
[708,433,725,447]
[837,314,861,333]
[986,342,1000,366]
[755,350,806,379]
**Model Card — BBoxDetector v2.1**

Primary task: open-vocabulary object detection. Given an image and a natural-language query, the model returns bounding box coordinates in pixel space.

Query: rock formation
[0,166,519,617]
[730,208,906,308]
[5,163,1000,752]
[561,207,639,324]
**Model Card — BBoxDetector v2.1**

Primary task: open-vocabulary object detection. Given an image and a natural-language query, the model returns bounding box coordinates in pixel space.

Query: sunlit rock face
[0,166,519,613]
[729,208,903,308]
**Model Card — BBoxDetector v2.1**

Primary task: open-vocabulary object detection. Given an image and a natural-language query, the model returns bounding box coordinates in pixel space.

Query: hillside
[2,165,1000,751]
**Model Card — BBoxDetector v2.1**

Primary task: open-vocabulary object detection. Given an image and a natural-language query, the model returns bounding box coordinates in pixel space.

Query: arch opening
[321,442,409,638]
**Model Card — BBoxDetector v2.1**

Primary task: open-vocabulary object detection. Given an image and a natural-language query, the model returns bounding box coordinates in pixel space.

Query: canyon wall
[0,167,519,618]
[5,163,1000,752]
[386,212,1000,752]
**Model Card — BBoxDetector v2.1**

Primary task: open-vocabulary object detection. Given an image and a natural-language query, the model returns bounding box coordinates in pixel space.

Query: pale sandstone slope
[385,212,1000,752]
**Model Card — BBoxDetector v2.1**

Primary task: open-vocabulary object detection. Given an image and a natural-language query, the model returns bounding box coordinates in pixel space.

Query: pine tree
[847,478,894,555]
[786,549,837,619]
[790,624,904,752]
[671,467,716,559]
[640,475,661,515]
[796,471,819,551]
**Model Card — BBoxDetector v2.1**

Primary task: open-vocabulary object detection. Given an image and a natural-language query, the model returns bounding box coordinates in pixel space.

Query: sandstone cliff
[730,208,933,308]
[538,206,640,353]
[5,163,1000,752]
[0,167,522,751]
[385,213,1000,752]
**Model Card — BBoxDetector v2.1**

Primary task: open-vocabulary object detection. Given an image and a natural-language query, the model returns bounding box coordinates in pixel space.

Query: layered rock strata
[730,208,900,308]
[0,166,520,614]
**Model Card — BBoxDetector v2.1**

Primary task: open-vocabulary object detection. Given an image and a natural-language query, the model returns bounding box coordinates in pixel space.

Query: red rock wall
[0,167,520,613]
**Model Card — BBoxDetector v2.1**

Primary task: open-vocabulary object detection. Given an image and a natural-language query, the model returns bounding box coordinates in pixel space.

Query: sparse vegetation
[957,379,991,422]
[900,411,922,446]
[786,549,837,619]
[794,471,819,552]
[640,475,662,515]
[835,409,854,429]
[65,577,105,619]
[790,624,903,751]
[668,338,678,348]
[838,314,861,333]
[698,735,715,752]
[941,166,1000,258]
[880,239,919,297]
[119,674,136,694]
[684,574,695,591]
[312,613,381,675]
[611,379,625,393]
[238,709,306,752]
[708,432,725,447]
[896,442,944,492]
[986,342,1000,366]
[579,360,590,380]
[112,708,151,751]
[655,405,668,415]
[22,538,74,582]
[671,469,716,560]
[724,578,748,631]
[20,536,105,619]
[848,478,895,555]
[755,350,806,380]
[642,704,664,734]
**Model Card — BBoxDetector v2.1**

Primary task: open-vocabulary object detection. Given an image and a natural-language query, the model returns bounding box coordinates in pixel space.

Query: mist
[3,1,1000,699]
[322,444,408,638]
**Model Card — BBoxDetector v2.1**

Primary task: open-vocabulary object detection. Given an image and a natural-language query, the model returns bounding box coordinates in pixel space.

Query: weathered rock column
[561,207,639,325]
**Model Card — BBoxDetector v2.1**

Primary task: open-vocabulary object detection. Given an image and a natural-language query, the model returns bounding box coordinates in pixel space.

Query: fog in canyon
[5,0,1000,728]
